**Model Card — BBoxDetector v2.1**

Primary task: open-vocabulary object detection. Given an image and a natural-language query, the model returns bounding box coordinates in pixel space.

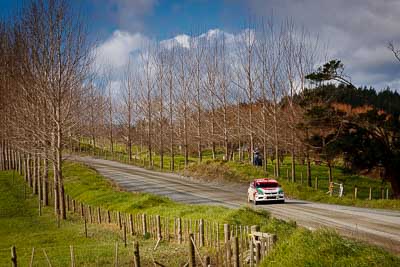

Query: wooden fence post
[249,239,254,267]
[129,214,134,235]
[115,242,119,267]
[80,203,84,218]
[199,219,204,247]
[354,186,358,199]
[369,187,372,200]
[89,206,92,223]
[203,255,210,267]
[386,188,389,199]
[11,246,17,267]
[300,172,303,185]
[142,214,147,236]
[315,177,318,190]
[123,222,127,247]
[188,233,195,267]
[156,215,162,240]
[118,212,122,229]
[133,241,140,267]
[225,240,231,267]
[255,242,261,264]
[84,218,88,238]
[224,224,230,243]
[98,207,101,224]
[177,217,182,244]
[70,245,75,267]
[233,236,239,267]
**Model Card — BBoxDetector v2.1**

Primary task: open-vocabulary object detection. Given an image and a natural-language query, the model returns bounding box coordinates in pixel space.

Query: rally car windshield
[256,182,279,188]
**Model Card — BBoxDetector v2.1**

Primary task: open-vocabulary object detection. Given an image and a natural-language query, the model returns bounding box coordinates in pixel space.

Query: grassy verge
[263,229,399,267]
[73,139,399,210]
[62,162,399,266]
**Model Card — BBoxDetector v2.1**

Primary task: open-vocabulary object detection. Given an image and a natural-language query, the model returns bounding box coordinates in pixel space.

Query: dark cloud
[243,0,400,90]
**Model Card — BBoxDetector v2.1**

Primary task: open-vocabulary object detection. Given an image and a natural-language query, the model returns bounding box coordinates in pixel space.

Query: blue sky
[1,0,400,90]
[79,0,248,40]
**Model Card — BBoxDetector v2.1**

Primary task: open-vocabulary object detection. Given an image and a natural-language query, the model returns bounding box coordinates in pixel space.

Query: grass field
[1,164,399,266]
[74,139,399,210]
[0,170,188,266]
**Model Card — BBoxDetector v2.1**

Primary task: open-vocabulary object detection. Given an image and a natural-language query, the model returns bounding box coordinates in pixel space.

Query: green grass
[0,170,189,266]
[73,138,399,210]
[262,228,399,267]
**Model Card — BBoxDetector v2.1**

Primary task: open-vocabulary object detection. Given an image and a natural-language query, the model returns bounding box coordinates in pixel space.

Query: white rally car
[247,178,285,205]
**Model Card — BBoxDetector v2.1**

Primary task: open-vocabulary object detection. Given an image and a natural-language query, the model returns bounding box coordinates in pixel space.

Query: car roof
[254,178,278,183]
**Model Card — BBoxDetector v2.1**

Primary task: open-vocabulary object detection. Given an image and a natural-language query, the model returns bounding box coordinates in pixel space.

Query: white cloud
[244,0,400,90]
[93,30,149,69]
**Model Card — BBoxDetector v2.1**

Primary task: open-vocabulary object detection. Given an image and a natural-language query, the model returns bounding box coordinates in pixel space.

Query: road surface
[73,156,400,254]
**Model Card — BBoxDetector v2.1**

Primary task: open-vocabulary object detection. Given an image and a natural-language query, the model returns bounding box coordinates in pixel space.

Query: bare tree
[154,47,167,168]
[119,60,136,162]
[140,45,155,165]
[175,46,193,166]
[191,37,205,163]
[17,0,91,219]
[166,47,176,170]
[235,27,258,164]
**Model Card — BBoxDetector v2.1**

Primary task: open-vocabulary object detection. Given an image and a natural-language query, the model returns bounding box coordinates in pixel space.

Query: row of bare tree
[0,0,91,219]
[82,21,321,183]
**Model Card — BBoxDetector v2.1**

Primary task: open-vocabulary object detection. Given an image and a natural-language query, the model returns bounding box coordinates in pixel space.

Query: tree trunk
[197,91,202,164]
[306,153,312,187]
[52,129,60,216]
[43,158,49,206]
[33,156,38,194]
[183,107,188,167]
[53,160,59,216]
[57,123,66,220]
[291,147,296,183]
[223,108,228,161]
[211,107,216,160]
[27,154,32,187]
[37,157,42,201]
[148,105,152,166]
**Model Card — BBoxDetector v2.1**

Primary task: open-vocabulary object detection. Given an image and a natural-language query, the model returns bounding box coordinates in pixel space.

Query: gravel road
[73,156,400,254]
